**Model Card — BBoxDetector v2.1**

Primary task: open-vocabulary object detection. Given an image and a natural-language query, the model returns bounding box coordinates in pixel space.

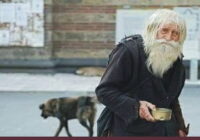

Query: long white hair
[143,9,186,48]
[142,9,187,77]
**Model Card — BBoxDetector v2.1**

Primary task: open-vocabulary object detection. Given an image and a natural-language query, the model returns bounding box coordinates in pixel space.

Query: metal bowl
[152,108,172,121]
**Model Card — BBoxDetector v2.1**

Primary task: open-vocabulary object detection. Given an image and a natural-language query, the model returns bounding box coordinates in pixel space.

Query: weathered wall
[52,0,200,59]
[0,0,53,60]
[0,0,200,72]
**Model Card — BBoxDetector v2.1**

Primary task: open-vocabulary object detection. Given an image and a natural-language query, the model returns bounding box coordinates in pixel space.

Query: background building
[0,0,200,79]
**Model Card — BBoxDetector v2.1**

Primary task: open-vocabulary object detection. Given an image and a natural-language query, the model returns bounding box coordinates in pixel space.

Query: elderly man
[96,9,188,136]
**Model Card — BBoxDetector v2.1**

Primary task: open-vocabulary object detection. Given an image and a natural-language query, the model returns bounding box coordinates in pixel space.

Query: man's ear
[39,104,44,110]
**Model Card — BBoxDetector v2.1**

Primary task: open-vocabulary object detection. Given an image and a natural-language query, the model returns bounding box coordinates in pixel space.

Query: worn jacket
[95,35,186,136]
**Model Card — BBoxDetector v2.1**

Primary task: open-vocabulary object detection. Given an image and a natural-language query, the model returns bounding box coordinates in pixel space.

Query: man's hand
[179,130,187,137]
[139,101,156,122]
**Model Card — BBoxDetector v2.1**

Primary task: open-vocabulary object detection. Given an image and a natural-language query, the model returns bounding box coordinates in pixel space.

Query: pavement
[0,73,101,94]
[0,73,200,136]
[0,73,200,94]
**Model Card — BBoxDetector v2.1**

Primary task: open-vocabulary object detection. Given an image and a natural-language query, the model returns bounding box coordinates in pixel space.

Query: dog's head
[39,98,59,119]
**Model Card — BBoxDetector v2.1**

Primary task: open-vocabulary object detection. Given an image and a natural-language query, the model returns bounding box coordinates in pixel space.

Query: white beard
[145,39,182,78]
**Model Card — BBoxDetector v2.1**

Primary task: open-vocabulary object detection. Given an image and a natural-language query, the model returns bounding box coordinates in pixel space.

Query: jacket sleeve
[171,67,188,134]
[171,99,188,133]
[95,44,139,126]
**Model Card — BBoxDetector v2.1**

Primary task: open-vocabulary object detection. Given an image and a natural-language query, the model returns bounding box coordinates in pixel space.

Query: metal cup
[152,108,172,121]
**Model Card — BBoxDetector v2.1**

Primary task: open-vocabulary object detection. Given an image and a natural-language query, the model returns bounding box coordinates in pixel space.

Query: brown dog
[39,96,96,137]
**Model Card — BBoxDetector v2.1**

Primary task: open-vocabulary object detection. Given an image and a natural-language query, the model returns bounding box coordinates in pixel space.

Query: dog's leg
[79,120,91,136]
[55,121,64,137]
[88,117,94,136]
[64,120,72,137]
[87,108,96,137]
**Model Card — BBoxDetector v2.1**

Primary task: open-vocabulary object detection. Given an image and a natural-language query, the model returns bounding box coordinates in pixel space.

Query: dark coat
[95,35,186,136]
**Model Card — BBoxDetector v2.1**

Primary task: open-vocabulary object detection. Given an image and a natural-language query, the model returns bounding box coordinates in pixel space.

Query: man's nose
[164,33,172,41]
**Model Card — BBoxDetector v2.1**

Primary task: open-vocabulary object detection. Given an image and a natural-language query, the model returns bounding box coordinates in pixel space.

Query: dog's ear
[39,104,44,110]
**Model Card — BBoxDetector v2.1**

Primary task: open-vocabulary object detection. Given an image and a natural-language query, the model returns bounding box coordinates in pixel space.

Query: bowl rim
[152,108,172,113]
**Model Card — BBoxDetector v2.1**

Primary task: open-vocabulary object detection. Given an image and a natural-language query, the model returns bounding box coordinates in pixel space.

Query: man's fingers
[139,100,156,122]
[141,111,154,122]
[144,110,155,122]
[179,130,187,137]
[146,102,156,111]
[140,104,155,122]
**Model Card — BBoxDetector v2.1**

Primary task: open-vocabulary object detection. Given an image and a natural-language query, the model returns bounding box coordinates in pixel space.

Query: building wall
[52,0,200,59]
[0,0,200,73]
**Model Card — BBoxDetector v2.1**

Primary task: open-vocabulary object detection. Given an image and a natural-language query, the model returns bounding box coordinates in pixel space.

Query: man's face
[146,23,182,77]
[156,23,180,42]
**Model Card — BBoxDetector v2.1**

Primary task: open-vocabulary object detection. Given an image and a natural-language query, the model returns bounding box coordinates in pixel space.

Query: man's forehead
[159,23,180,31]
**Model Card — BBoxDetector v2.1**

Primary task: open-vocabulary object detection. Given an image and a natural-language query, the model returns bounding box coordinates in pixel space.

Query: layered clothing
[96,35,187,136]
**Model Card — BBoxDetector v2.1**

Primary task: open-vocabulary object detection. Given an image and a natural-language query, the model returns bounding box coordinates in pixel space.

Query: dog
[76,67,106,77]
[39,96,97,137]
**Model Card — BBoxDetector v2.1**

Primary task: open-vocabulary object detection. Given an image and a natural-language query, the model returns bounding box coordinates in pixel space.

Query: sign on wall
[0,0,44,47]
[174,7,200,59]
[115,10,155,44]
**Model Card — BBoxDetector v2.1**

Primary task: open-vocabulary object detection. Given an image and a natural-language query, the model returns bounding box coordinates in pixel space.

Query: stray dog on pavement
[39,96,97,137]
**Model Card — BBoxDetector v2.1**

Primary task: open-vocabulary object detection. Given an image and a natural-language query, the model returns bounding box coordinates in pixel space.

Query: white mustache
[156,39,180,48]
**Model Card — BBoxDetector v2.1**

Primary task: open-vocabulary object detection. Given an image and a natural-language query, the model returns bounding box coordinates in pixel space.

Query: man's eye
[161,28,168,33]
[172,31,179,36]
